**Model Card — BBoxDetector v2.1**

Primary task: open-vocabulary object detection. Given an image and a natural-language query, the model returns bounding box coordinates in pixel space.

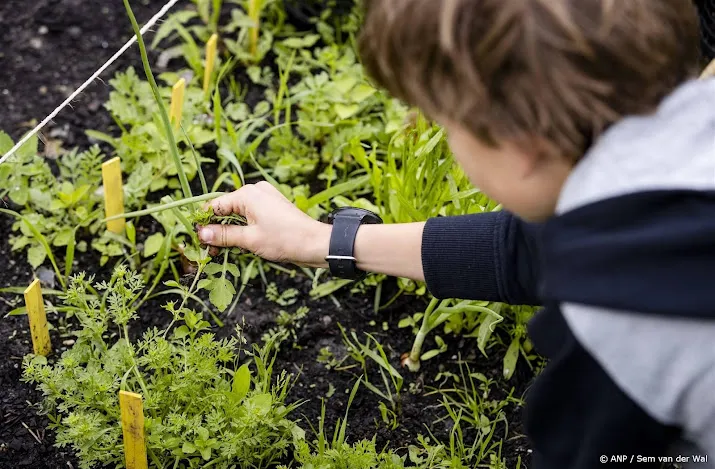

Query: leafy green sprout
[338,325,404,429]
[401,298,504,373]
[422,360,525,467]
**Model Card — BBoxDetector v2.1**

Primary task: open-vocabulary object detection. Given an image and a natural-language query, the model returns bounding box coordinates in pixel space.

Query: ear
[512,137,546,178]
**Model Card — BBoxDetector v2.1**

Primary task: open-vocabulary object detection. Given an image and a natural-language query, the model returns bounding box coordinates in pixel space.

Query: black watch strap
[326,208,382,279]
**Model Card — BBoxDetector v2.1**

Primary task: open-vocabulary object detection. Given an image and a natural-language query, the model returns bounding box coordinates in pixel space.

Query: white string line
[0,0,182,166]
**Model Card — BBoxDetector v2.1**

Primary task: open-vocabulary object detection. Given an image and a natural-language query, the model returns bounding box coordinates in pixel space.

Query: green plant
[261,305,309,348]
[124,0,193,201]
[223,0,286,64]
[400,299,504,372]
[419,361,524,468]
[22,264,304,469]
[339,325,403,429]
[283,377,407,469]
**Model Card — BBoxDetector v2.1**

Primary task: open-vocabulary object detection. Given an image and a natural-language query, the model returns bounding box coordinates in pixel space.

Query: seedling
[401,298,504,372]
[119,390,148,469]
[102,157,126,234]
[23,279,51,356]
[339,325,403,428]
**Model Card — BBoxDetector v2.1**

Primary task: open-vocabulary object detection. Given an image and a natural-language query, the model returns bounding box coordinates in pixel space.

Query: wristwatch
[325,207,383,279]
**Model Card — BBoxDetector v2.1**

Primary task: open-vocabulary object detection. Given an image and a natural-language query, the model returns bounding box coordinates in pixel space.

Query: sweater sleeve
[420,211,542,305]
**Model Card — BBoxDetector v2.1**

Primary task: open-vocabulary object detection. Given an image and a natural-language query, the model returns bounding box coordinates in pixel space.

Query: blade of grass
[123,0,192,200]
[64,226,79,279]
[210,0,222,32]
[179,124,208,194]
[103,192,224,222]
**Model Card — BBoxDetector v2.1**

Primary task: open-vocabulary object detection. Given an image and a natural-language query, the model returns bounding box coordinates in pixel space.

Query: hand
[196,181,331,268]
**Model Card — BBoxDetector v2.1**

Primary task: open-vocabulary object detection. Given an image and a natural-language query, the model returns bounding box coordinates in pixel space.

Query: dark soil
[0,1,536,468]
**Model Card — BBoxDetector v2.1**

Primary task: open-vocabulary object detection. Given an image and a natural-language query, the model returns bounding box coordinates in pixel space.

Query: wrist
[304,222,332,269]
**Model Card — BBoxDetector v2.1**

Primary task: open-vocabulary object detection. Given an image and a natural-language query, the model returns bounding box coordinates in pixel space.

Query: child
[197,0,715,466]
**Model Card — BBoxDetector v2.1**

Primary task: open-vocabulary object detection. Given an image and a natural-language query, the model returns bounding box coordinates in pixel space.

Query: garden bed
[1,1,537,468]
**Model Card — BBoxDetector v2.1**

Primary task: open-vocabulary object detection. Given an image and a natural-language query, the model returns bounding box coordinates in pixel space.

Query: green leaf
[249,393,272,415]
[182,442,196,454]
[126,221,136,246]
[477,314,500,358]
[143,233,164,257]
[398,317,413,328]
[232,363,251,402]
[209,277,236,312]
[503,337,520,380]
[334,103,360,120]
[53,228,74,247]
[350,84,376,102]
[280,34,320,49]
[203,263,222,275]
[420,349,442,361]
[174,325,190,339]
[85,130,116,145]
[332,75,358,94]
[9,186,29,205]
[200,447,212,460]
[309,279,352,299]
[28,244,46,268]
[297,176,370,212]
[183,247,200,262]
[226,263,240,278]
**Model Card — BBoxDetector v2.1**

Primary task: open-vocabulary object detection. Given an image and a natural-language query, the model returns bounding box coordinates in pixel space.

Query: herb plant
[22,265,304,469]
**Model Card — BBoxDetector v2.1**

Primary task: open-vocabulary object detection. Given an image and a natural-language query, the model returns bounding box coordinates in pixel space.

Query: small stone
[39,86,47,95]
[101,41,108,49]
[321,315,332,326]
[68,26,82,37]
[29,38,43,49]
[37,266,56,289]
[62,339,75,346]
[38,26,48,35]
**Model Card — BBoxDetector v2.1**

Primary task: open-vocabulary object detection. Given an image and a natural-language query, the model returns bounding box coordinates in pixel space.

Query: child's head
[358,0,701,221]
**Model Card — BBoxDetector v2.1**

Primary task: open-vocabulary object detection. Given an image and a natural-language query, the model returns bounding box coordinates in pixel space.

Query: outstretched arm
[197,182,542,305]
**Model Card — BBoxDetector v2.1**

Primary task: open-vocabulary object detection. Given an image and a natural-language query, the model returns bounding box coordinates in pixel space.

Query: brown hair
[358,0,701,160]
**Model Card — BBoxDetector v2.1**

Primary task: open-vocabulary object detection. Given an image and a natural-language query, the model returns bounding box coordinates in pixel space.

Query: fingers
[203,185,252,217]
[197,224,255,250]
[203,181,282,217]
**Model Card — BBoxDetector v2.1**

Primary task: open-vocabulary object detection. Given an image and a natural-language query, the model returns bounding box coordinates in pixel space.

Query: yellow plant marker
[203,34,219,94]
[170,78,186,131]
[102,157,125,234]
[24,279,51,356]
[119,391,148,469]
[248,0,259,57]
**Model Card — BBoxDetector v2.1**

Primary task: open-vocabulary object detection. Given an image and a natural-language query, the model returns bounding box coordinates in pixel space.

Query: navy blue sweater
[421,211,542,305]
[419,77,715,468]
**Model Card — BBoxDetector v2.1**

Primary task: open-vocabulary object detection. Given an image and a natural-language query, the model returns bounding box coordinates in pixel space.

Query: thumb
[197,224,255,250]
